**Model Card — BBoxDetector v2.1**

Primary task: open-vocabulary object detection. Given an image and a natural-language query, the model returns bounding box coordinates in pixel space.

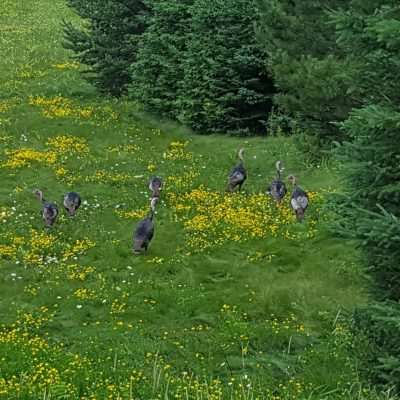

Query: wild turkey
[267,161,287,202]
[149,176,162,204]
[34,189,58,227]
[226,148,247,192]
[63,192,81,216]
[288,175,309,221]
[133,198,157,255]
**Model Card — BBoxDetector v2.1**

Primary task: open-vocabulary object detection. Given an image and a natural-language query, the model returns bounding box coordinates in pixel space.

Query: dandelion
[0,244,16,258]
[167,186,323,253]
[28,95,92,119]
[67,264,96,281]
[28,95,117,122]
[47,135,89,154]
[87,170,133,185]
[62,238,96,260]
[74,288,97,300]
[2,148,57,169]
[163,141,193,161]
[147,163,156,172]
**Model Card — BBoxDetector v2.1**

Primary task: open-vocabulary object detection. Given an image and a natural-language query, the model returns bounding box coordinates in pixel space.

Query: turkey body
[42,202,59,226]
[290,186,309,220]
[267,161,287,202]
[133,198,157,255]
[227,149,246,192]
[133,217,154,254]
[63,192,81,216]
[34,189,58,227]
[269,180,287,202]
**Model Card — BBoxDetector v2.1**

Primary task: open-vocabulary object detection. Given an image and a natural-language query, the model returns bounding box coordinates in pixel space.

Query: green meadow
[0,0,390,399]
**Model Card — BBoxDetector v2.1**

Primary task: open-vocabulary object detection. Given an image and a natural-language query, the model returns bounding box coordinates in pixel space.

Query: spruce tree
[129,0,274,134]
[332,0,400,297]
[256,0,353,142]
[176,0,274,134]
[63,0,149,95]
[129,0,193,116]
[332,0,400,388]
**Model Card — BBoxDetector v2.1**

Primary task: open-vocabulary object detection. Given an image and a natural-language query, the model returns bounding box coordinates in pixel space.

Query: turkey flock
[33,148,309,255]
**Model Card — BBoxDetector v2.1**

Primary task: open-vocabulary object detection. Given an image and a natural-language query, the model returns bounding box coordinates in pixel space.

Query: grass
[0,0,395,399]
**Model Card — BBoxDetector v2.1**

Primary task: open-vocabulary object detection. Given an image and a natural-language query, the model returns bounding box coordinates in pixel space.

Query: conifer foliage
[332,0,400,298]
[65,0,274,134]
[331,0,400,388]
[63,0,149,95]
[129,0,193,117]
[175,0,274,134]
[256,0,355,142]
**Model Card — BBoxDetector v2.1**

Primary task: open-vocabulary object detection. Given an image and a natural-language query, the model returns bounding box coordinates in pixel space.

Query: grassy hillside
[0,1,388,399]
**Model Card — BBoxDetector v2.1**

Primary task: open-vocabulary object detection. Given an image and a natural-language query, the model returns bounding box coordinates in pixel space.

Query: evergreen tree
[63,0,149,95]
[256,0,354,142]
[176,0,274,134]
[331,0,400,388]
[332,0,400,297]
[129,0,274,134]
[129,0,193,116]
[354,300,400,388]
[65,0,275,134]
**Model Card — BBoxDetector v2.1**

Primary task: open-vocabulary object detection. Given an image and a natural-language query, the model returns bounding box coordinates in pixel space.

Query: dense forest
[64,0,400,391]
